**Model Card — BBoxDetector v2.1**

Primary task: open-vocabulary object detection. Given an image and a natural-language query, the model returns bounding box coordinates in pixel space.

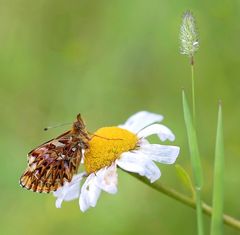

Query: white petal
[79,174,101,212]
[53,173,85,208]
[138,138,150,145]
[55,198,64,209]
[116,152,161,183]
[96,163,118,194]
[137,144,180,164]
[120,111,163,133]
[137,124,175,141]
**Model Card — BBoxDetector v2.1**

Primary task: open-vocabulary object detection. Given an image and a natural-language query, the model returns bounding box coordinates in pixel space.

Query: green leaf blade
[175,164,195,198]
[182,90,203,188]
[211,102,225,235]
[182,90,204,235]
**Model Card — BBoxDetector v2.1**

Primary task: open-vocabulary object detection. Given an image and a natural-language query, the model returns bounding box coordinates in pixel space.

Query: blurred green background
[1,0,240,234]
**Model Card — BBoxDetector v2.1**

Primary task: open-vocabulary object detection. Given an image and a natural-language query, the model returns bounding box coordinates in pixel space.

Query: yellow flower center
[84,127,138,174]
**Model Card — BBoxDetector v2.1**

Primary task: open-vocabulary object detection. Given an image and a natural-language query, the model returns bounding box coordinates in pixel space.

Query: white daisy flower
[53,111,180,212]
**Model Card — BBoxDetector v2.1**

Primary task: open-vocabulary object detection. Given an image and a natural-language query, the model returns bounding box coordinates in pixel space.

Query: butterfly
[20,114,91,193]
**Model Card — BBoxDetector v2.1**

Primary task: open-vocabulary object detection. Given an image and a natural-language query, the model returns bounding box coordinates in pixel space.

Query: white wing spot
[29,163,37,171]
[28,156,35,164]
[52,140,65,147]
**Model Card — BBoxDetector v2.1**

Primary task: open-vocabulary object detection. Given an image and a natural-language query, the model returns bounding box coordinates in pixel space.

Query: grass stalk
[191,59,196,125]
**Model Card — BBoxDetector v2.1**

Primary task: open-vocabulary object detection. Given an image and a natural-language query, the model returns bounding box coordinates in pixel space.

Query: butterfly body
[20,114,90,193]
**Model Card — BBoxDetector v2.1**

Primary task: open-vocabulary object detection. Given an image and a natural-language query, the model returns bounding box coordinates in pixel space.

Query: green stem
[190,56,204,235]
[191,59,196,125]
[196,188,204,235]
[129,172,240,231]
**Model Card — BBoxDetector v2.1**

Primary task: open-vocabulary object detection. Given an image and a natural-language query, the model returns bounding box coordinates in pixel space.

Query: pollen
[84,127,138,174]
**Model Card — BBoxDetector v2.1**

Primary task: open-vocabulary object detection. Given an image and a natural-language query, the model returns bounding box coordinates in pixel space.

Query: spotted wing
[20,134,82,193]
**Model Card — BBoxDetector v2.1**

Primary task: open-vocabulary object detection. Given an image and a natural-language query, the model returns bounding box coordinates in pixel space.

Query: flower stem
[128,172,240,231]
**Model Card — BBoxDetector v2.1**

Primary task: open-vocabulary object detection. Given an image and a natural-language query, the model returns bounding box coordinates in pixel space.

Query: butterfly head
[72,113,86,134]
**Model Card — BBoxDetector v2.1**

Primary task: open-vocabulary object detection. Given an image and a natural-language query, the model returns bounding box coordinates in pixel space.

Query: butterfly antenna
[44,122,72,131]
[88,132,123,141]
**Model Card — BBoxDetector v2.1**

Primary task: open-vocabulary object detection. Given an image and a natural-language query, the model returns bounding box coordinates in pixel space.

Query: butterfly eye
[73,119,85,131]
[73,122,81,130]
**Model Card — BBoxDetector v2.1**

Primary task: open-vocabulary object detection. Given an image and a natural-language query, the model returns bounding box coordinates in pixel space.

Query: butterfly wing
[20,132,82,193]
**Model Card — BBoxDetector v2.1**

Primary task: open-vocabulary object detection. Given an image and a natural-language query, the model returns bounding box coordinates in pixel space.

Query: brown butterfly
[20,114,91,193]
